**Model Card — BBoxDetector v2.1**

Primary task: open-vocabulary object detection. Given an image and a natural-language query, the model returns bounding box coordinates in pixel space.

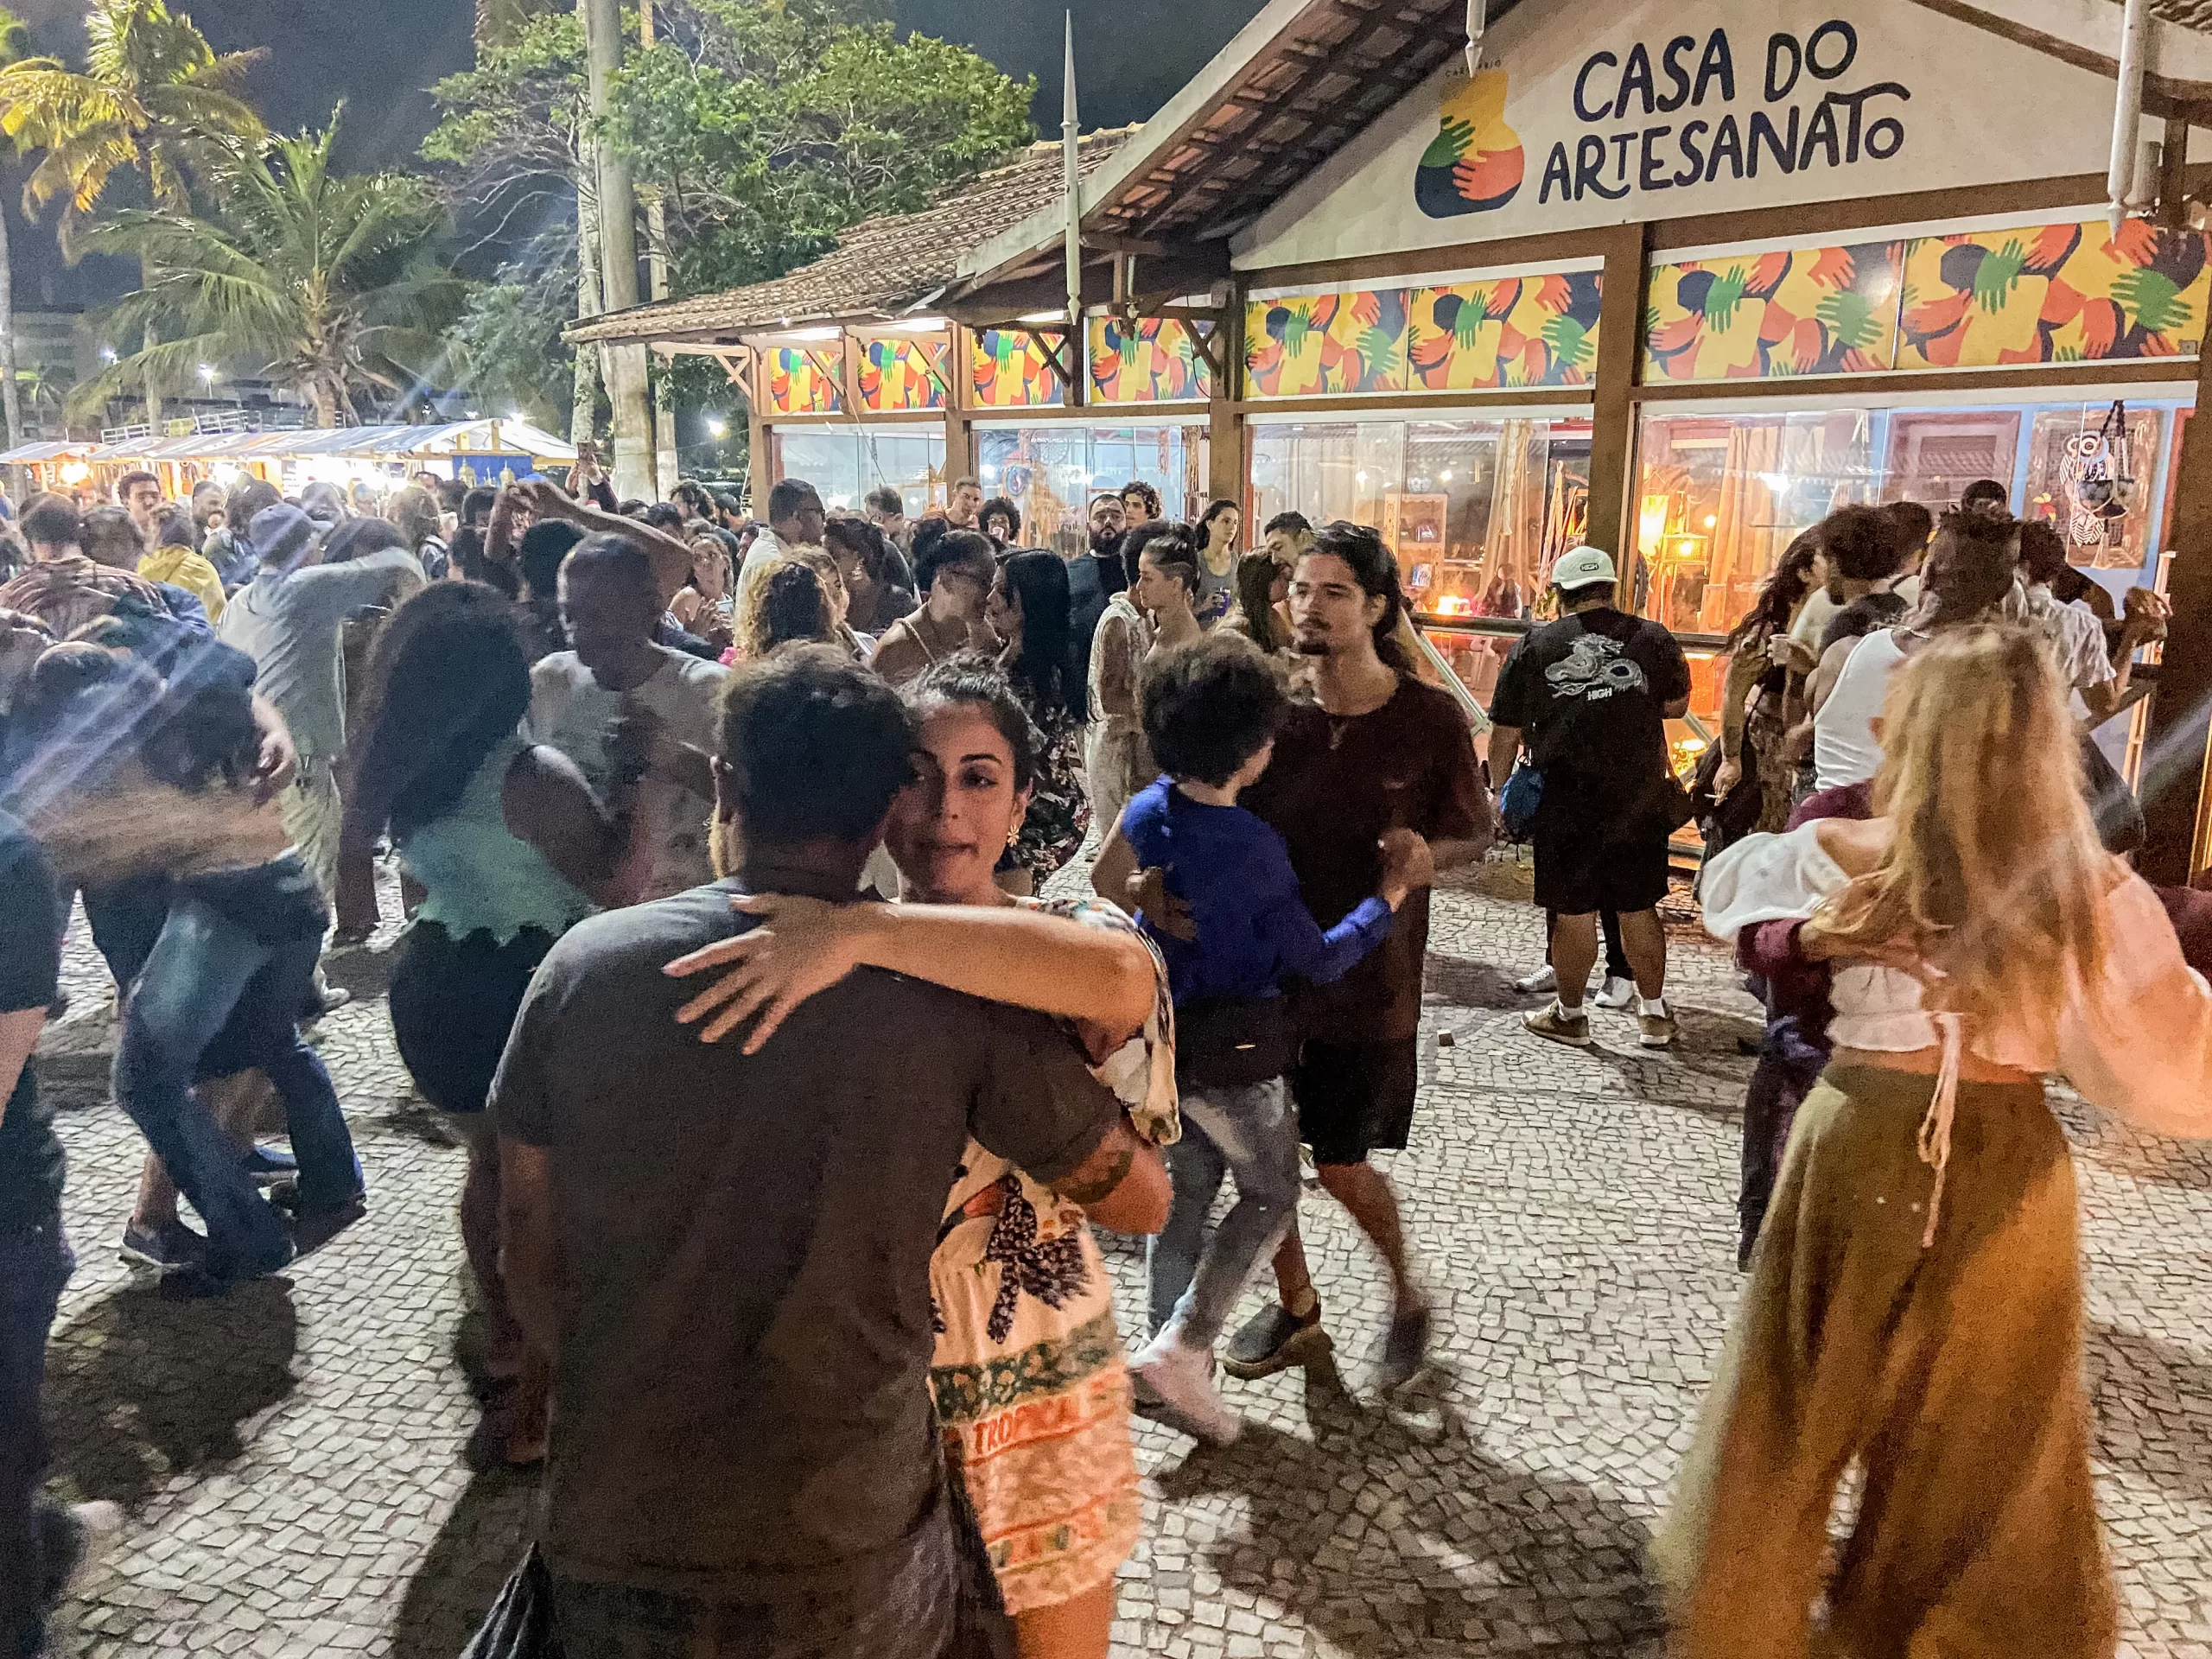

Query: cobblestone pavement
[33,858,2212,1658]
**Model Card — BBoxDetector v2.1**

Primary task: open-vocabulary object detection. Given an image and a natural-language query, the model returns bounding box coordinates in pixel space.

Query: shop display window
[1249,416,1592,652]
[976,423,1208,558]
[772,428,945,514]
[1636,395,2185,635]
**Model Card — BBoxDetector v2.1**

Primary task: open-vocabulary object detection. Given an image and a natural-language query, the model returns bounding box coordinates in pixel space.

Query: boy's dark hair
[1960,478,2010,511]
[1119,480,1161,517]
[639,501,683,532]
[761,560,829,648]
[1263,510,1312,540]
[715,649,914,846]
[1141,634,1287,787]
[461,486,498,526]
[1817,504,1903,584]
[1923,507,2023,626]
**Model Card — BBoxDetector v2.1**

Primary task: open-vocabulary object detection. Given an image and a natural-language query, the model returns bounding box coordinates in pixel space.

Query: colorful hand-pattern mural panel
[1244,289,1411,397]
[1643,242,1902,381]
[970,329,1065,408]
[1407,271,1603,389]
[858,336,947,413]
[1896,219,2212,369]
[1415,68,1525,219]
[1090,317,1211,402]
[765,345,841,416]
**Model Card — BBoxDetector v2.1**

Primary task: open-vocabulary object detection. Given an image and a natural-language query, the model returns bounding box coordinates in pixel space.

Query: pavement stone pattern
[33,854,2212,1658]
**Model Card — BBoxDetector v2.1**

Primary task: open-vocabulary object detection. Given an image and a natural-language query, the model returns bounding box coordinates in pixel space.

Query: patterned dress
[1007,703,1090,884]
[928,896,1178,1616]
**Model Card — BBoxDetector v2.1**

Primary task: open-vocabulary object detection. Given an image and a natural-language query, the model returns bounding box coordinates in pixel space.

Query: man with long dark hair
[1112,522,1491,1393]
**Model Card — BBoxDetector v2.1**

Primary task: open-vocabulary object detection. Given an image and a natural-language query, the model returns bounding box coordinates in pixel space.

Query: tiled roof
[567,130,1134,346]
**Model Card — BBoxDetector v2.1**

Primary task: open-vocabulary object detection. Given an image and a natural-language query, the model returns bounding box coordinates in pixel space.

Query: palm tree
[0,7,32,454]
[0,0,264,424]
[77,117,459,428]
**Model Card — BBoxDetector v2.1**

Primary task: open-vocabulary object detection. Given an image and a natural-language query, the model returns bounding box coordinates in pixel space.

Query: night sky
[8,0,1268,308]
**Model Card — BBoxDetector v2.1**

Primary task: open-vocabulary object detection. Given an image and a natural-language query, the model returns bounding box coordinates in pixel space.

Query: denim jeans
[1146,1077,1301,1349]
[1,1218,71,1657]
[114,896,362,1280]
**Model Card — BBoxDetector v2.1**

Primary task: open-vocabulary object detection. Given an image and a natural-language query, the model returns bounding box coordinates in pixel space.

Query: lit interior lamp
[1638,493,1670,553]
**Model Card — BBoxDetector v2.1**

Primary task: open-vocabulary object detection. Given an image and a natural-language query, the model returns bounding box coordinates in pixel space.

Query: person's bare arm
[516,479,693,608]
[499,1137,560,1355]
[1095,614,1138,720]
[663,894,1160,1052]
[1808,635,1860,719]
[0,1007,46,1130]
[1052,1115,1172,1235]
[249,694,296,797]
[504,743,648,910]
[1090,812,1137,904]
[1485,722,1522,791]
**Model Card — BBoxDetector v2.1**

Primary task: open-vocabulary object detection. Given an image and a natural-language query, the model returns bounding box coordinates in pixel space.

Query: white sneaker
[1514,964,1557,995]
[1128,1332,1241,1446]
[1593,976,1636,1011]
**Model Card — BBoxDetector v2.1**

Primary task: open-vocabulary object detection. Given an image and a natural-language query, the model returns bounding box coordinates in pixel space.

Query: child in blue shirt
[1119,635,1414,1442]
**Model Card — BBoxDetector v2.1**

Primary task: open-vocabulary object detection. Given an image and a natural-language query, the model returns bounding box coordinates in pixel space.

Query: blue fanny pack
[1499,763,1543,842]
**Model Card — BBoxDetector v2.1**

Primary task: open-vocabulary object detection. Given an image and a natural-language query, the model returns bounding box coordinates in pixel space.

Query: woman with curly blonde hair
[1667,625,2212,1659]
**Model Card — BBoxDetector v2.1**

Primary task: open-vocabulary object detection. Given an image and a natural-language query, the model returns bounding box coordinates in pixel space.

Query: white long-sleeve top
[1703,823,2212,1141]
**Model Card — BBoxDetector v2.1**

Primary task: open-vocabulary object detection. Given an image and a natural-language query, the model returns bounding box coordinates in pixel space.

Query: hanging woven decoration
[2060,400,2138,550]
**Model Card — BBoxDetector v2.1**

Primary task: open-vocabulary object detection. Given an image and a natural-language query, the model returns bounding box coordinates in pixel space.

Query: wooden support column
[1209,283,1247,510]
[2140,337,2212,885]
[1585,221,1650,576]
[944,324,977,505]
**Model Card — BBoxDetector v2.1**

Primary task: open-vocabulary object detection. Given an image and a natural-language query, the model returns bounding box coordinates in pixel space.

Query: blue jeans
[115,897,362,1280]
[1146,1077,1301,1350]
[1,1218,71,1657]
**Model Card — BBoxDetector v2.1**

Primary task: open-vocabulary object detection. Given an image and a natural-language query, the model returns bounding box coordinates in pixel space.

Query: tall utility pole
[1061,13,1084,407]
[582,0,653,500]
[641,0,678,491]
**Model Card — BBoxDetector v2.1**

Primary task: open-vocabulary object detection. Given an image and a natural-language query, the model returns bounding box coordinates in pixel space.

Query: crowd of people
[0,449,2208,1659]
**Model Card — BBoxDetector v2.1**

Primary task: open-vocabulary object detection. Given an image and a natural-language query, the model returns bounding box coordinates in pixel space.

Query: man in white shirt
[740,477,826,580]
[2017,518,2164,726]
[216,504,423,897]
[528,534,728,899]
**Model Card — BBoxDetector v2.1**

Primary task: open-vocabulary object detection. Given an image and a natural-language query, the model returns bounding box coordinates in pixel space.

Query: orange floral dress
[926,895,1178,1615]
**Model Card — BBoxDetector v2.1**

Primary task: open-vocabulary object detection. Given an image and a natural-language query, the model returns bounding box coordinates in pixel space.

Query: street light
[198,363,215,386]
[100,346,117,365]
[706,416,727,439]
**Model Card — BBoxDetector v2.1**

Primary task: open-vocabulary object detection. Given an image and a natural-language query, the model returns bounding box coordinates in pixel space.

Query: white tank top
[1812,627,1904,791]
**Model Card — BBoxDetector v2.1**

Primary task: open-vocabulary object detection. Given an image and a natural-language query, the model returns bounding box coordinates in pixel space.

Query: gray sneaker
[1378,1304,1433,1394]
[1221,1302,1334,1380]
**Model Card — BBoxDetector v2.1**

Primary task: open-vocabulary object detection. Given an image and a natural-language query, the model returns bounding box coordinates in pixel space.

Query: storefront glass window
[1636,394,2187,636]
[1249,416,1593,631]
[976,423,1208,558]
[770,427,945,515]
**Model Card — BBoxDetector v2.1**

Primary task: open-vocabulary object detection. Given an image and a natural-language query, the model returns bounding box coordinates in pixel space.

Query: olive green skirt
[1652,1064,2116,1659]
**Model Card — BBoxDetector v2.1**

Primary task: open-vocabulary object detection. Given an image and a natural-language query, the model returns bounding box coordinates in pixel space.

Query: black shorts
[1532,815,1671,918]
[390,924,558,1115]
[1291,1036,1419,1166]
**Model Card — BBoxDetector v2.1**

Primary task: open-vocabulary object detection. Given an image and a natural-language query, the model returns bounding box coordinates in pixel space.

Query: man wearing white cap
[1486,546,1693,1048]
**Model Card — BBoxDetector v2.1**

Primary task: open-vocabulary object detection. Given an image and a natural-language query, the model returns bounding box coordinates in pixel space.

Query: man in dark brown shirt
[491,652,1167,1659]
[1224,524,1491,1394]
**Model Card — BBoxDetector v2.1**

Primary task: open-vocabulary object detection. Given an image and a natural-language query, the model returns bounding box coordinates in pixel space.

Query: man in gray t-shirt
[215,504,422,895]
[490,652,1166,1658]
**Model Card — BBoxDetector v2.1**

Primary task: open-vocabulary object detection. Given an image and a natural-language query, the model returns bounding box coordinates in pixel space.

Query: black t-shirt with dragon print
[1490,607,1692,817]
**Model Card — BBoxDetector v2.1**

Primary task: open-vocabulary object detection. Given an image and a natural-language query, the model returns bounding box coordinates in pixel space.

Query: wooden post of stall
[1210,282,1247,512]
[1585,221,1650,580]
[944,324,977,509]
[2140,332,2212,885]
